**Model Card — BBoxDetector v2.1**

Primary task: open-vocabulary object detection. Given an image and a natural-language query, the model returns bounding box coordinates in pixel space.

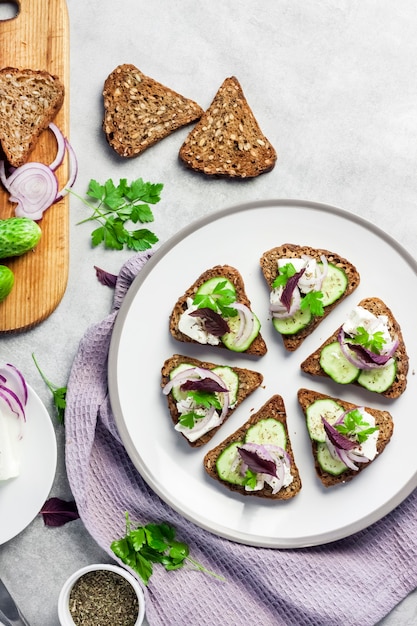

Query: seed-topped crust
[0,67,65,167]
[102,64,204,157]
[260,243,360,351]
[179,76,277,178]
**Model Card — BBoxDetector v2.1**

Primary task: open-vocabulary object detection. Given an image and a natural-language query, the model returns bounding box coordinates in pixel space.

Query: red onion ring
[231,303,255,347]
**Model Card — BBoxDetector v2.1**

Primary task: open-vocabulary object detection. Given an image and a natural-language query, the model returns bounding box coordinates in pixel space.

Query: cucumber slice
[169,363,197,402]
[245,418,287,449]
[272,307,312,335]
[215,441,246,485]
[222,312,261,352]
[316,442,347,475]
[305,398,345,442]
[319,263,348,306]
[195,276,236,298]
[319,342,360,384]
[357,360,397,393]
[212,366,239,405]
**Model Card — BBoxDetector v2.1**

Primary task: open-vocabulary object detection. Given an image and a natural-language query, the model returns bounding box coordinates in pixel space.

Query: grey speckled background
[1,1,417,624]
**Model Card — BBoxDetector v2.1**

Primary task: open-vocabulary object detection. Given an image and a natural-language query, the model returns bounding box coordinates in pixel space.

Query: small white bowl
[58,563,145,625]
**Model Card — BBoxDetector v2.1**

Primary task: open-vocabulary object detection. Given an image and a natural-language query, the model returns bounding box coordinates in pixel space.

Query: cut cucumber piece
[272,307,312,335]
[319,263,348,306]
[319,341,360,384]
[222,312,261,352]
[305,398,345,442]
[195,276,236,298]
[215,441,246,485]
[357,360,397,393]
[212,366,239,405]
[316,442,347,475]
[245,418,287,449]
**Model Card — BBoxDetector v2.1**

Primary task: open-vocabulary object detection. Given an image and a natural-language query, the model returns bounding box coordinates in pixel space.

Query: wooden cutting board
[0,0,70,333]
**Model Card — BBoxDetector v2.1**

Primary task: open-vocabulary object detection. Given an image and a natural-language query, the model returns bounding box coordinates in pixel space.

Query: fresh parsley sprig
[272,262,297,289]
[111,513,225,585]
[335,409,378,444]
[193,280,237,317]
[32,353,66,425]
[73,177,163,251]
[350,326,386,354]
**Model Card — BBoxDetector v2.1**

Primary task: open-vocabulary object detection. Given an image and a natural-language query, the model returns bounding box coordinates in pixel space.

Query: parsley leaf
[111,513,225,585]
[32,353,66,425]
[300,290,324,316]
[193,280,237,317]
[335,409,378,443]
[72,177,163,252]
[243,469,258,489]
[350,326,386,354]
[272,262,297,289]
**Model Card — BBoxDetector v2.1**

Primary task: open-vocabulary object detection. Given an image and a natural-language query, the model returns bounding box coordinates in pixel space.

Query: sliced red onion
[55,138,78,201]
[0,363,28,406]
[48,123,66,171]
[0,384,26,421]
[231,303,255,347]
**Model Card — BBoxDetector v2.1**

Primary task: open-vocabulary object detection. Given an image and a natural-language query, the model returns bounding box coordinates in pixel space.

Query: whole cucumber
[0,217,42,258]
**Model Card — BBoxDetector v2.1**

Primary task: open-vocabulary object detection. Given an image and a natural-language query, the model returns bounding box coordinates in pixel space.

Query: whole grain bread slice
[169,264,267,357]
[179,76,277,178]
[297,388,394,487]
[260,243,360,351]
[203,394,301,499]
[300,297,409,399]
[161,354,263,447]
[102,64,204,157]
[0,67,65,167]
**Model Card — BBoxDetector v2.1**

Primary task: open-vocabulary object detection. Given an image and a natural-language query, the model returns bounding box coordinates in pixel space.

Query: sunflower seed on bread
[161,354,264,447]
[0,67,65,168]
[102,64,204,158]
[179,76,277,178]
[260,243,360,351]
[297,388,394,487]
[204,394,302,499]
[300,297,409,399]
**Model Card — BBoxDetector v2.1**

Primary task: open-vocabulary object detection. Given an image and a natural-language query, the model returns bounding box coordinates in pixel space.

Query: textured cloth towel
[65,252,417,626]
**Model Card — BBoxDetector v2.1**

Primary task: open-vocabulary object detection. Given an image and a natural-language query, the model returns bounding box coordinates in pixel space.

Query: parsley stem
[185,556,226,582]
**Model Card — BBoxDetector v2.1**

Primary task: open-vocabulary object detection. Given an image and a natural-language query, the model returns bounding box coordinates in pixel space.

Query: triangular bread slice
[300,297,409,399]
[297,388,394,487]
[169,264,267,357]
[204,394,301,499]
[260,243,360,351]
[161,354,263,447]
[102,64,204,157]
[179,76,277,178]
[0,67,65,167]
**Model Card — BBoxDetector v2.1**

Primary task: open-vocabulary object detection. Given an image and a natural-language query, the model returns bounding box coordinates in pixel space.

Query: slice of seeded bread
[179,76,277,178]
[102,64,204,157]
[161,354,264,447]
[300,297,409,399]
[204,394,302,499]
[297,388,394,487]
[0,67,65,167]
[169,264,267,357]
[260,243,360,351]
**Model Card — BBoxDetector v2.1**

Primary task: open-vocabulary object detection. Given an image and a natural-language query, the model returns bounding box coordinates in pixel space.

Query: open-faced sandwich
[169,265,267,356]
[297,388,394,487]
[300,297,408,398]
[161,354,263,447]
[259,244,360,351]
[203,394,301,499]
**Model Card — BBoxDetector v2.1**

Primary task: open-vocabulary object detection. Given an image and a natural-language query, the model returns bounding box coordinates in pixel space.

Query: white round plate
[109,199,417,548]
[0,384,57,544]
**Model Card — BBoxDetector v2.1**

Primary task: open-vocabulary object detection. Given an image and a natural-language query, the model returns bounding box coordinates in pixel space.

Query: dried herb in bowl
[68,569,139,626]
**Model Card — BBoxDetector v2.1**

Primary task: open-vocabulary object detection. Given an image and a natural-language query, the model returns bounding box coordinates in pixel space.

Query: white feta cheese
[343,306,391,344]
[178,298,220,346]
[174,397,223,442]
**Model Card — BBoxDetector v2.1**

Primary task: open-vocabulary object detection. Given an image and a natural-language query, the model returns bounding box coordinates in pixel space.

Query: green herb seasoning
[69,570,139,626]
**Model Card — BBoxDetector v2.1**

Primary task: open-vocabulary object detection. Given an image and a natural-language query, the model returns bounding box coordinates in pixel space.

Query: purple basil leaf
[322,418,356,450]
[237,447,277,477]
[39,497,80,527]
[189,308,230,336]
[281,268,305,312]
[181,378,227,393]
[345,341,391,365]
[94,265,118,288]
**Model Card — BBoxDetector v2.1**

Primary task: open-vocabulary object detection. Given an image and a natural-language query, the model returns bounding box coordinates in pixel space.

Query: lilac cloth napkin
[65,252,417,626]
